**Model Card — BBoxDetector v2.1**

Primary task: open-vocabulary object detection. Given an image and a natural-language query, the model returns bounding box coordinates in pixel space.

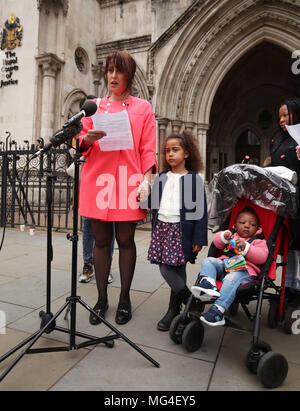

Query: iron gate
[0,136,151,231]
[0,138,74,230]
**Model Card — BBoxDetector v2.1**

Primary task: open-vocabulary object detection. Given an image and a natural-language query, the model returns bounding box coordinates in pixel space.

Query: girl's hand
[83,129,106,146]
[296,146,300,160]
[137,178,151,202]
[223,230,232,241]
[192,244,202,253]
[235,238,246,251]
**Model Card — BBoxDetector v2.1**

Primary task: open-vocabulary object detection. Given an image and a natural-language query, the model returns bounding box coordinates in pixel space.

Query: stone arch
[156,0,300,123]
[155,0,300,176]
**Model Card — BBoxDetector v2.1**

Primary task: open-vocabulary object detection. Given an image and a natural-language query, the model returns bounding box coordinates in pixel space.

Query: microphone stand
[0,130,159,383]
[38,152,56,332]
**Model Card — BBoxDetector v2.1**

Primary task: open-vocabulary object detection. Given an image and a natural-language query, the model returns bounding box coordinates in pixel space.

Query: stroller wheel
[169,314,186,344]
[182,320,204,352]
[245,340,271,374]
[257,351,288,389]
[267,299,279,329]
[283,305,299,335]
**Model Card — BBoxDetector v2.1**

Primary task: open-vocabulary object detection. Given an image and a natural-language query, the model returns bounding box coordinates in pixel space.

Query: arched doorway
[206,42,300,181]
[153,0,300,180]
[235,130,260,165]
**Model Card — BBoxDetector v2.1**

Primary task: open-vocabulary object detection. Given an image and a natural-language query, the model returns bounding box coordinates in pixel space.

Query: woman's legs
[90,219,114,303]
[90,219,137,325]
[115,221,137,303]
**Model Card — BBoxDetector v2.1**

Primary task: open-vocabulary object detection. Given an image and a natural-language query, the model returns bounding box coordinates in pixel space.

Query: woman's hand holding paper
[84,129,107,147]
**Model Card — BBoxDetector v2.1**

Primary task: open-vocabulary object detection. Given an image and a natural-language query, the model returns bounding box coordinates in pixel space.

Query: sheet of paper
[286,124,300,145]
[91,110,133,151]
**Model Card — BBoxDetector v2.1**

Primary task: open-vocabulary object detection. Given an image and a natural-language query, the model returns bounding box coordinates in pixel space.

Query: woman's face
[107,62,128,98]
[279,104,293,131]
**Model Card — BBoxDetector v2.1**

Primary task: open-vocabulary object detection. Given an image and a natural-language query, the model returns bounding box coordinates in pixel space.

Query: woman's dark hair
[104,50,136,93]
[234,206,260,226]
[163,130,204,173]
[79,94,96,109]
[280,97,300,127]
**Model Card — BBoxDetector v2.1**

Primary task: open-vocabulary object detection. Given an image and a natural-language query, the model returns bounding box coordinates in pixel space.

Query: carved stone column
[171,120,182,134]
[37,0,69,16]
[184,122,195,133]
[36,53,65,139]
[197,123,209,180]
[92,62,103,96]
[157,118,169,172]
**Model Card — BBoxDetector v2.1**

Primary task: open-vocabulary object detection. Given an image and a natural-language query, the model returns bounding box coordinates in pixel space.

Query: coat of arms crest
[0,13,23,51]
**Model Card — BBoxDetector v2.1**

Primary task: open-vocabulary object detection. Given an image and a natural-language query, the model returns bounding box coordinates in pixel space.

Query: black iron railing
[0,135,151,230]
[0,141,74,230]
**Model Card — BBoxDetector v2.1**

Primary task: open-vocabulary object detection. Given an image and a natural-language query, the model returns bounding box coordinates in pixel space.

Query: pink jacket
[214,228,269,276]
[78,96,157,221]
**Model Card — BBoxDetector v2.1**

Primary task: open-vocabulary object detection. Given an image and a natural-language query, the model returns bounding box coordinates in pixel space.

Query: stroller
[169,164,299,389]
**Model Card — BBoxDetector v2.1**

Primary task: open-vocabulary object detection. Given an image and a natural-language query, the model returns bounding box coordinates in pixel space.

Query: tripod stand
[0,135,159,383]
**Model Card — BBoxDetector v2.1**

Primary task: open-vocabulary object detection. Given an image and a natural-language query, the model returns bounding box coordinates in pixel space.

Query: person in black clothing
[271,97,300,186]
[271,97,300,294]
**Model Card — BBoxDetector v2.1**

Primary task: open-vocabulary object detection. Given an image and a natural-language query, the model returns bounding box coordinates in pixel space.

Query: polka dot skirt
[147,220,186,266]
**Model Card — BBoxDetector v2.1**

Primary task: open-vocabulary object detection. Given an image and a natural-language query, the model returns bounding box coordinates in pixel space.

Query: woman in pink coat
[78,51,157,325]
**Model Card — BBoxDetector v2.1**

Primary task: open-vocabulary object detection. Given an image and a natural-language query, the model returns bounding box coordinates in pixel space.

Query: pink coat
[214,228,269,276]
[78,96,157,221]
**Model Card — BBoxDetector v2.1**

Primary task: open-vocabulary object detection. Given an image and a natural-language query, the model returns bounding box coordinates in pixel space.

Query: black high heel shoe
[115,301,132,325]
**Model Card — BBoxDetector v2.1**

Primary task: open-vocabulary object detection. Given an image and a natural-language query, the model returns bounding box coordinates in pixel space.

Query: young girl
[147,131,208,331]
[191,207,268,326]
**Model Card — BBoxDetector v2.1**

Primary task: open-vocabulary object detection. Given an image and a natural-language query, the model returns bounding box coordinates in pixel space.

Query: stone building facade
[0,0,300,180]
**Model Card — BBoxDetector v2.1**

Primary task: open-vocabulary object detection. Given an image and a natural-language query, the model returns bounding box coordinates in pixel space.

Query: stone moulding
[37,0,69,16]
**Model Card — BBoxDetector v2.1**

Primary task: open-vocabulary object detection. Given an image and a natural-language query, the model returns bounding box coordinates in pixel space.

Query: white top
[158,171,182,223]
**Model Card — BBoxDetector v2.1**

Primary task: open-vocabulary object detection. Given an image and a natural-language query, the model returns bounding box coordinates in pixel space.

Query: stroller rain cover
[208,164,299,228]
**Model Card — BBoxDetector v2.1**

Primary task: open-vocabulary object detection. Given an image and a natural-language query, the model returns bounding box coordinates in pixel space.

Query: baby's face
[235,212,258,238]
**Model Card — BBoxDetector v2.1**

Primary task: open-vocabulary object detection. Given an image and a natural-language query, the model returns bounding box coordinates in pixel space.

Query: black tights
[90,220,137,304]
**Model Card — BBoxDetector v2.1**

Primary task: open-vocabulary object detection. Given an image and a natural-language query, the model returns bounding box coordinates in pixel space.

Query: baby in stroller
[191,206,269,326]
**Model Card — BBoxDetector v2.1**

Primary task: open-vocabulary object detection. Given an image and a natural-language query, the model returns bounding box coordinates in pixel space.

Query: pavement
[0,225,299,392]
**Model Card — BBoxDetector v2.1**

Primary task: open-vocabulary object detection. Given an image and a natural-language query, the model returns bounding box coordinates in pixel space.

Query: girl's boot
[157,291,181,331]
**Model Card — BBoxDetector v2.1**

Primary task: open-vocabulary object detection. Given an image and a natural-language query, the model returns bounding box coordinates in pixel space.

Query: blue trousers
[82,218,115,265]
[198,257,252,310]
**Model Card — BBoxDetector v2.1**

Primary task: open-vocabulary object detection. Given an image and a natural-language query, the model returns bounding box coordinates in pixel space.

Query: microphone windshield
[82,100,98,117]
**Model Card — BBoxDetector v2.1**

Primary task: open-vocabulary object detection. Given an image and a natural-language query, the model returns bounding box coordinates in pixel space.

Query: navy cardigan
[147,170,208,264]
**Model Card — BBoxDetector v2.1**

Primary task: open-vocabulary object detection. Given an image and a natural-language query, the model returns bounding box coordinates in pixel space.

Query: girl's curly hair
[163,130,204,173]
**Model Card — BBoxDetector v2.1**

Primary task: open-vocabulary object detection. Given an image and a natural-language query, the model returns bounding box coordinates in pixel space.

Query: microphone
[63,100,97,128]
[32,100,98,158]
[32,123,83,158]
